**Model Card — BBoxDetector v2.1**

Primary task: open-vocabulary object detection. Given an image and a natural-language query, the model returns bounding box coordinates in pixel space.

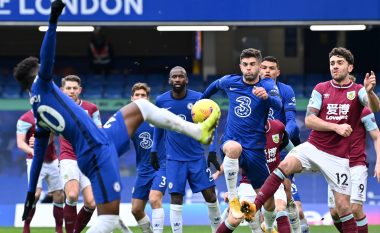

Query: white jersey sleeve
[307,89,322,110]
[362,113,378,132]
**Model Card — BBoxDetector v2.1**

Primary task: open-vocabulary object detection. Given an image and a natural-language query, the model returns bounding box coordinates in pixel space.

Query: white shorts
[328,165,368,207]
[26,158,63,193]
[288,142,351,196]
[274,183,287,204]
[60,159,91,192]
[238,182,256,202]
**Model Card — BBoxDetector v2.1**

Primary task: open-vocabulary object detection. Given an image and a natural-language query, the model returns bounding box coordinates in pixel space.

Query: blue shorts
[132,168,167,200]
[166,158,215,195]
[103,110,130,156]
[291,177,301,202]
[238,148,270,189]
[77,142,121,204]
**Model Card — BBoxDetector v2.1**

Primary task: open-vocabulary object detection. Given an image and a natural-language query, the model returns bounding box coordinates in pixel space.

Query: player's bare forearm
[305,114,337,132]
[370,129,380,181]
[304,107,337,131]
[16,134,34,155]
[366,91,380,112]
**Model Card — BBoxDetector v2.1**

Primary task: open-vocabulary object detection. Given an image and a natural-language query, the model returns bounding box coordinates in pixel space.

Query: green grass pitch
[1,225,380,233]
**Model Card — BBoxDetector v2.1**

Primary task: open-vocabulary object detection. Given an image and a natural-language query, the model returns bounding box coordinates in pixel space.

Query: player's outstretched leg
[130,99,220,144]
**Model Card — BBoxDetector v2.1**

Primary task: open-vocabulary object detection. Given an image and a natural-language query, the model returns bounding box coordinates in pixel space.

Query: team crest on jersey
[347,91,355,100]
[272,134,279,143]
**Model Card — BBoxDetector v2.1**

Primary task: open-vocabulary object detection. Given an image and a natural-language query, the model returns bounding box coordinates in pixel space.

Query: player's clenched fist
[334,123,352,137]
[364,71,376,93]
[252,86,268,100]
[49,0,66,24]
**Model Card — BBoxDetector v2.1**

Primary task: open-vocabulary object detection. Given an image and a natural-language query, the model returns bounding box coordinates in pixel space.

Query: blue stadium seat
[188,75,205,92]
[304,74,328,97]
[125,74,146,87]
[304,74,326,87]
[284,74,304,98]
[82,85,104,99]
[105,74,127,88]
[2,84,21,98]
[103,85,124,99]
[145,73,166,90]
[85,74,106,87]
[205,74,221,86]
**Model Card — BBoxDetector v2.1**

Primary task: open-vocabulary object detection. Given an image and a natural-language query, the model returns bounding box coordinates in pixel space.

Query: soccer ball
[191,99,219,123]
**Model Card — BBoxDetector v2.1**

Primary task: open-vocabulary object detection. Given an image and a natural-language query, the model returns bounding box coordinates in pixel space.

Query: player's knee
[278,157,300,176]
[336,203,351,216]
[65,189,79,202]
[131,205,145,219]
[329,208,340,220]
[351,203,364,219]
[275,201,287,211]
[149,195,162,208]
[202,188,217,203]
[84,197,96,209]
[170,193,183,205]
[52,190,65,203]
[223,141,242,159]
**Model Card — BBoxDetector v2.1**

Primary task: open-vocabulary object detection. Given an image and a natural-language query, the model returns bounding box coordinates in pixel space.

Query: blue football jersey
[201,75,282,150]
[132,121,166,174]
[154,90,205,161]
[268,81,300,143]
[28,24,108,192]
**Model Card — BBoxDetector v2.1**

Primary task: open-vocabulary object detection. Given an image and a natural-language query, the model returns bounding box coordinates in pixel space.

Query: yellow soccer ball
[191,99,219,123]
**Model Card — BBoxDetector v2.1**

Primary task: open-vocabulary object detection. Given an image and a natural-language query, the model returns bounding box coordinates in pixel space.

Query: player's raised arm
[38,0,65,81]
[283,88,298,139]
[363,71,380,112]
[22,126,50,221]
[200,79,220,99]
[150,126,164,170]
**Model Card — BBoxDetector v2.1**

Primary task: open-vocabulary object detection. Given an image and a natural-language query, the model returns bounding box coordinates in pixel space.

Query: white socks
[263,208,276,232]
[170,204,183,233]
[86,215,119,233]
[206,201,221,233]
[287,200,301,233]
[223,156,239,200]
[137,215,153,233]
[152,208,165,233]
[248,210,262,233]
[300,218,310,232]
[134,99,201,140]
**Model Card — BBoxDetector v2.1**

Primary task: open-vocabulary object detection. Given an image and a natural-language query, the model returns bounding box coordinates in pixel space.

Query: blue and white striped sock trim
[356,217,368,227]
[53,202,64,208]
[274,168,286,180]
[225,220,236,230]
[340,214,354,223]
[276,210,288,219]
[333,219,341,223]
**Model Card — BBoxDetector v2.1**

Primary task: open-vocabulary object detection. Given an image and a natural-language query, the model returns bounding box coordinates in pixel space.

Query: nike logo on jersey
[229,87,238,91]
